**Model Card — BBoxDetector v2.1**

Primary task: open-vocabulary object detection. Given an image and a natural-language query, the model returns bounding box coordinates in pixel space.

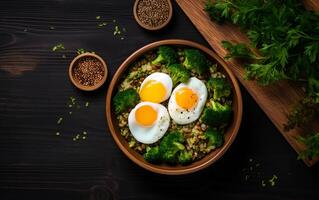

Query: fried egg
[128,102,170,144]
[139,72,173,103]
[168,77,207,125]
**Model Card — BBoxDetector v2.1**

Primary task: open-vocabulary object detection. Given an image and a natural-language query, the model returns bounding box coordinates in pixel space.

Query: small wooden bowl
[106,39,243,175]
[69,53,108,91]
[133,0,173,31]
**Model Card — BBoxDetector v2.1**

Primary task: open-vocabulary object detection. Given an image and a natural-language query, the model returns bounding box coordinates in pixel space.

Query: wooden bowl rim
[68,53,108,91]
[133,0,173,31]
[106,39,243,175]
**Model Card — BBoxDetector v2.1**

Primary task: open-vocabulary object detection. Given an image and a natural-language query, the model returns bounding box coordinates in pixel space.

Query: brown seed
[73,57,105,86]
[137,0,170,27]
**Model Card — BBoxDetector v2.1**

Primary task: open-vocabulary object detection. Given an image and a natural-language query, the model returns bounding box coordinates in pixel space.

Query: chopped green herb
[52,44,65,52]
[56,132,60,136]
[269,175,278,187]
[83,131,87,135]
[113,26,121,35]
[98,22,107,27]
[69,111,72,115]
[85,102,89,107]
[96,16,101,20]
[82,136,86,140]
[112,19,116,23]
[69,96,76,104]
[50,26,55,30]
[57,117,63,125]
[77,48,87,55]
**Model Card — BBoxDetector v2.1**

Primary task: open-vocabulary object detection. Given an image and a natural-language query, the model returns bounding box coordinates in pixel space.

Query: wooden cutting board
[175,0,319,166]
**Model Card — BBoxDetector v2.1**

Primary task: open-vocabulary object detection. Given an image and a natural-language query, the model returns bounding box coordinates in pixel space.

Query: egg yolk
[139,80,166,103]
[175,87,198,109]
[135,105,158,126]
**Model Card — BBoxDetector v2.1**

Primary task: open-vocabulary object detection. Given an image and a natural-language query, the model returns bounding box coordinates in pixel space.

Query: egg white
[139,72,173,103]
[128,102,170,144]
[168,77,208,125]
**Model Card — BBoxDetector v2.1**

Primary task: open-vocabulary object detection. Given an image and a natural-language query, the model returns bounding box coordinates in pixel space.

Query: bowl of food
[106,39,242,175]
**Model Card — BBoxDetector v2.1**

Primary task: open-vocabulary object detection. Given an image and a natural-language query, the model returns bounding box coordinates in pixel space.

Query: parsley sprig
[205,0,319,159]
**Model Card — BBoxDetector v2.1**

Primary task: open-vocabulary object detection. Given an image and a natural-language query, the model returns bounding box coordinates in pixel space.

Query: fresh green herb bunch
[298,133,319,160]
[205,0,319,159]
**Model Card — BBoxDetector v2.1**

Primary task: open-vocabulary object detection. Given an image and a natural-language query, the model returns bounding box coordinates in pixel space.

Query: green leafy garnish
[205,0,319,158]
[52,44,65,52]
[298,133,319,160]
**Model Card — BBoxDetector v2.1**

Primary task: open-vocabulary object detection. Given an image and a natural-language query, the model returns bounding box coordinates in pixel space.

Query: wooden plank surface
[175,0,319,166]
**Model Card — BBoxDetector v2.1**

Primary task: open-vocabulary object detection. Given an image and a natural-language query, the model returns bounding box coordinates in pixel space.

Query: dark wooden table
[0,0,318,199]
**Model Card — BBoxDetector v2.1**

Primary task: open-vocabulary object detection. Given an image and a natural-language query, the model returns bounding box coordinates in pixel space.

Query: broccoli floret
[183,49,209,74]
[178,150,192,165]
[113,88,139,114]
[202,101,232,126]
[204,128,224,148]
[207,77,232,100]
[167,64,191,85]
[152,46,178,65]
[144,146,161,163]
[159,132,185,164]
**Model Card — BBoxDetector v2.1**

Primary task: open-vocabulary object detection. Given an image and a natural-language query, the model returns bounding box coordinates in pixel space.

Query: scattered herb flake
[77,48,87,55]
[98,22,108,27]
[96,16,101,20]
[57,117,63,125]
[56,132,60,136]
[52,44,65,52]
[113,26,121,35]
[269,175,278,187]
[85,102,89,107]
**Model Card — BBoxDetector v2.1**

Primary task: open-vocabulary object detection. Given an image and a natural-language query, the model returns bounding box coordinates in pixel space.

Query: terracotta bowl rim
[106,39,243,175]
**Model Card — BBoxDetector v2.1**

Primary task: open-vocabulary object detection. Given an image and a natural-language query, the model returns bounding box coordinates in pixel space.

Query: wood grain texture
[175,0,319,166]
[1,0,319,199]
